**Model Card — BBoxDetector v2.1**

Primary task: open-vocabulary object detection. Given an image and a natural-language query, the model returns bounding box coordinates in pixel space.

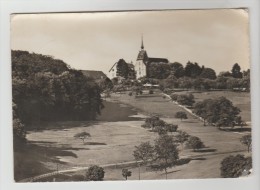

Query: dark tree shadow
[14,141,82,182]
[195,148,217,153]
[84,142,107,145]
[191,157,207,161]
[220,128,251,132]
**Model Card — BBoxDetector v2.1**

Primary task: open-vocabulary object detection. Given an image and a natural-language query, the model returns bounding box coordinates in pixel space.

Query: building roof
[136,50,148,61]
[81,70,107,80]
[148,57,169,63]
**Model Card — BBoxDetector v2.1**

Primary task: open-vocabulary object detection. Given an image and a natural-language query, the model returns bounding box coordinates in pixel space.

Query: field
[18,90,251,182]
[172,90,251,122]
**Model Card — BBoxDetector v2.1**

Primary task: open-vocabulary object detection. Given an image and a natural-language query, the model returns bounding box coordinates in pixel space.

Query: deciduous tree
[85,165,105,181]
[153,134,179,179]
[240,134,252,152]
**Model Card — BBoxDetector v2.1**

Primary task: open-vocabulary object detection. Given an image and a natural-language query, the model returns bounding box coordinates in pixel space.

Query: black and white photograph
[11,9,252,182]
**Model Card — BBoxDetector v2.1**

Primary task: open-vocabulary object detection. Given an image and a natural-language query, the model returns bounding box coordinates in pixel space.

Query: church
[135,36,169,78]
[108,36,169,79]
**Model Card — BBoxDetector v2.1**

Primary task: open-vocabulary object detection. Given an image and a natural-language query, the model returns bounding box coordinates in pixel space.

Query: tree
[220,154,252,178]
[186,136,205,151]
[74,132,91,144]
[176,94,195,107]
[166,124,178,133]
[193,97,240,128]
[232,63,243,78]
[200,68,217,80]
[240,134,252,152]
[175,111,188,121]
[133,142,155,179]
[13,118,26,146]
[154,134,179,179]
[116,59,129,79]
[147,62,171,79]
[85,165,105,181]
[184,61,203,78]
[169,62,185,78]
[141,115,165,131]
[175,130,190,149]
[122,169,132,180]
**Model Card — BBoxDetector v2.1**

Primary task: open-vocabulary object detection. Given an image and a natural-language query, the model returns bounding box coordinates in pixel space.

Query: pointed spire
[141,34,144,50]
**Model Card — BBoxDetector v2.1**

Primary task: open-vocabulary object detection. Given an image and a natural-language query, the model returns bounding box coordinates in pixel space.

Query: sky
[11,9,250,75]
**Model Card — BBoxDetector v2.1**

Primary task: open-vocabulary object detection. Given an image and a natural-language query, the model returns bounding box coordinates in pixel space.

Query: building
[108,59,136,79]
[81,70,107,82]
[135,36,169,79]
[108,36,169,79]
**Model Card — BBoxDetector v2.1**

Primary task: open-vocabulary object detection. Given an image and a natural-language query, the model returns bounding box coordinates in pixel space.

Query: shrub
[85,165,105,181]
[166,124,178,133]
[170,93,178,101]
[240,134,252,152]
[149,89,154,94]
[128,91,133,96]
[220,154,252,178]
[186,136,205,151]
[175,111,188,121]
[122,169,132,180]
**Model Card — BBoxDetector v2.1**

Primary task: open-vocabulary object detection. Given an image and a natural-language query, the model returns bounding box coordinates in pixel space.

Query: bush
[175,111,188,120]
[170,93,178,101]
[85,165,105,181]
[220,154,252,178]
[149,89,154,94]
[166,124,178,133]
[128,91,133,96]
[186,136,205,151]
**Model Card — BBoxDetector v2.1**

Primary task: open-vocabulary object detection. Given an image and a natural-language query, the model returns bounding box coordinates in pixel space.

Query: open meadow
[21,90,251,181]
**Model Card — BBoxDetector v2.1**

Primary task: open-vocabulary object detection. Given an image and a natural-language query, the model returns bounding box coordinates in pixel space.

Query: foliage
[175,111,188,120]
[175,130,190,149]
[200,68,217,80]
[169,62,185,78]
[193,97,240,128]
[116,59,129,79]
[220,154,252,178]
[232,63,243,78]
[98,77,113,92]
[147,62,171,79]
[85,165,105,181]
[122,169,132,180]
[170,93,178,101]
[186,136,205,151]
[176,94,195,107]
[184,61,203,78]
[166,124,178,133]
[74,132,91,143]
[133,142,155,165]
[12,50,103,127]
[240,134,252,152]
[149,89,154,94]
[13,118,27,146]
[153,134,179,179]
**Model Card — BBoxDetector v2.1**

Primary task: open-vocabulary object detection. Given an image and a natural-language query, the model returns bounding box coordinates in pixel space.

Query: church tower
[135,35,148,79]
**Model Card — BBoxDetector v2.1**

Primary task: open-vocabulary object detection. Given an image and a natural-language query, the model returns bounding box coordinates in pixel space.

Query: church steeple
[141,34,144,50]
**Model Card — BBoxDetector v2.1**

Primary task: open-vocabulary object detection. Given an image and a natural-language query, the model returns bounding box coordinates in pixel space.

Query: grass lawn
[172,90,251,122]
[19,90,251,181]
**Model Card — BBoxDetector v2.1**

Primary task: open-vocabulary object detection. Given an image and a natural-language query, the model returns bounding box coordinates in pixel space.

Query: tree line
[12,50,104,145]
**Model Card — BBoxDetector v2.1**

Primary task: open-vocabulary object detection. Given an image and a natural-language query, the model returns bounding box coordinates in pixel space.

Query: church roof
[136,50,148,61]
[148,57,169,63]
